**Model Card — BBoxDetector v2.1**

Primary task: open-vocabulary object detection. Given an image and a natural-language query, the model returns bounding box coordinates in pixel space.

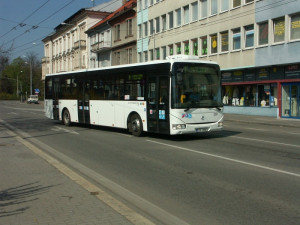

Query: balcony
[91,41,111,53]
[73,40,86,49]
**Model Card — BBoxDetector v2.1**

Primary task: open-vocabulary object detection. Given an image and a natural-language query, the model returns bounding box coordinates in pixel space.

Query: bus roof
[45,55,218,77]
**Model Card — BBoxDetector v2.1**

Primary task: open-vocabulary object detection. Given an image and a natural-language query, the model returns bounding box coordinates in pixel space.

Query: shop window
[244,85,256,106]
[258,21,269,45]
[201,36,208,56]
[184,41,189,55]
[162,46,166,59]
[169,44,174,55]
[282,85,290,116]
[156,48,160,60]
[273,17,285,43]
[291,14,300,40]
[192,39,198,56]
[210,34,218,54]
[221,31,229,52]
[258,84,270,107]
[176,43,181,54]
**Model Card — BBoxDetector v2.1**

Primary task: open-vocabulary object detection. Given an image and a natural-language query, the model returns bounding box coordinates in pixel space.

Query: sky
[0,0,119,61]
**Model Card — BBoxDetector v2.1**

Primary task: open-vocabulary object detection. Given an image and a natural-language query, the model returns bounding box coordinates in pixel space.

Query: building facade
[136,0,300,119]
[86,0,137,68]
[41,0,123,80]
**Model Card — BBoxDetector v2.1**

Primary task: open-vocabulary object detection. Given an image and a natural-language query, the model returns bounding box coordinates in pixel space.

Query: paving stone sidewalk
[0,124,132,225]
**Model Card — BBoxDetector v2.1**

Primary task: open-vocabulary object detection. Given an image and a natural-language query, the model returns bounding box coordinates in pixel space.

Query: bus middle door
[78,80,90,124]
[147,74,170,134]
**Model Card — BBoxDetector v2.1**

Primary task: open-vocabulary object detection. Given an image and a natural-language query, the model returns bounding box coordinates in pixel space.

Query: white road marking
[232,136,300,148]
[146,139,300,178]
[51,126,79,135]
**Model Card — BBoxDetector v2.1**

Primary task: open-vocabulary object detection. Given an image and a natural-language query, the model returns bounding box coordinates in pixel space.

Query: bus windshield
[171,63,222,109]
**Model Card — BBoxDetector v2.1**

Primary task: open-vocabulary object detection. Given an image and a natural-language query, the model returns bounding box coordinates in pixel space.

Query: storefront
[222,64,300,119]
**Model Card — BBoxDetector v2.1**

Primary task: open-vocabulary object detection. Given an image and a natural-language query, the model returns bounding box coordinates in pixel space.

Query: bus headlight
[218,121,223,127]
[172,124,186,130]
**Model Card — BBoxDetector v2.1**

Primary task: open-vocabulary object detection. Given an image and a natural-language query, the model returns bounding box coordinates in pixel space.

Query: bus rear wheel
[63,109,71,126]
[130,114,143,137]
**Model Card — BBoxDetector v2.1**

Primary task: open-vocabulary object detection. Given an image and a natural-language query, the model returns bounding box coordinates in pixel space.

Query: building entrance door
[282,83,300,118]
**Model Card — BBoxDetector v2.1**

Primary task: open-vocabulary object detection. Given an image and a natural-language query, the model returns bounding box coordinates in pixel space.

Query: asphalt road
[1,100,300,225]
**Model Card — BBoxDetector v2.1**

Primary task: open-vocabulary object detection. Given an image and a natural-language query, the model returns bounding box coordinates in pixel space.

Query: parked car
[27,95,39,104]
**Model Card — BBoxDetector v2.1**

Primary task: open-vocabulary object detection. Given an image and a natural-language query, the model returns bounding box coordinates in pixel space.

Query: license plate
[195,127,209,132]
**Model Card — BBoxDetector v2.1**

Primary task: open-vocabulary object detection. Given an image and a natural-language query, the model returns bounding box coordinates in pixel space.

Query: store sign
[233,70,243,81]
[221,72,232,82]
[285,64,300,78]
[244,70,255,81]
[257,68,270,80]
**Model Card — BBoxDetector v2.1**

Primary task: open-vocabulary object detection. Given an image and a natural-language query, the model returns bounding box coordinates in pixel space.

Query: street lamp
[23,56,33,96]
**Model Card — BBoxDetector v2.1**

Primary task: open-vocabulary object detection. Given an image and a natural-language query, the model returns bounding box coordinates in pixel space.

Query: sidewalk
[224,113,300,128]
[0,123,133,225]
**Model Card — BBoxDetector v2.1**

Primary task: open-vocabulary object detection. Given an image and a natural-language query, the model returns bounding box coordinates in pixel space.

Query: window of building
[201,36,208,55]
[221,31,229,52]
[150,49,154,60]
[245,0,254,3]
[245,24,254,48]
[291,14,300,40]
[162,14,166,31]
[232,28,241,50]
[273,17,285,43]
[144,0,148,8]
[156,48,160,60]
[233,0,241,8]
[184,5,189,25]
[211,0,218,15]
[138,24,142,39]
[150,20,154,34]
[162,46,166,59]
[155,17,160,33]
[211,34,218,54]
[176,8,181,26]
[201,0,207,18]
[169,11,174,29]
[115,24,121,41]
[184,41,189,55]
[258,21,269,45]
[192,2,198,21]
[127,48,133,64]
[192,39,198,56]
[221,0,229,12]
[150,0,153,6]
[169,44,174,55]
[126,19,133,36]
[176,43,181,54]
[144,22,148,37]
[144,51,148,62]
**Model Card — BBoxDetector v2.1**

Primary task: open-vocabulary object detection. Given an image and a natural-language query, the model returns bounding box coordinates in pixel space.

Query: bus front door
[53,78,60,120]
[78,81,90,124]
[147,75,170,134]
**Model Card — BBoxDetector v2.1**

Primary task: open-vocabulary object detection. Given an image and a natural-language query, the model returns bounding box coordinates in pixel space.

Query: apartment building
[137,0,300,118]
[86,0,137,68]
[41,0,123,80]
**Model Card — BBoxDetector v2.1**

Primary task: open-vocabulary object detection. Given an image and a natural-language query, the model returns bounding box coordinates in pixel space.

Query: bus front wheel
[63,109,71,126]
[130,114,143,137]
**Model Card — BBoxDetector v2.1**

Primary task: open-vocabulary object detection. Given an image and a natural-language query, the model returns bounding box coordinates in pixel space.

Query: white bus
[44,55,223,136]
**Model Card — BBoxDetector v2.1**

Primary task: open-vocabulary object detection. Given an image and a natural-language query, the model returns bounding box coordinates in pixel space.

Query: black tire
[130,114,143,137]
[63,109,71,126]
